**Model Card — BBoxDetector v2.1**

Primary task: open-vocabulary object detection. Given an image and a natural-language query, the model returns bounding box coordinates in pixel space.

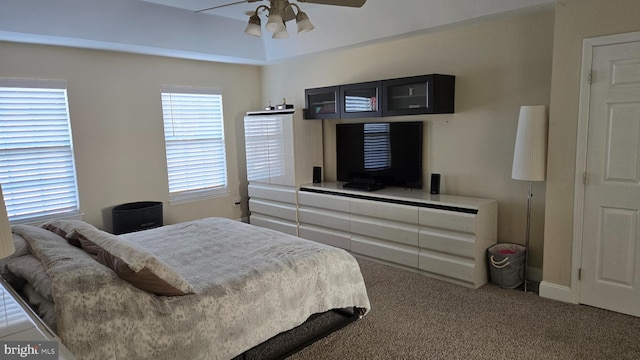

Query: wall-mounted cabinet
[382,74,455,116]
[304,86,340,119]
[340,81,382,118]
[304,74,455,119]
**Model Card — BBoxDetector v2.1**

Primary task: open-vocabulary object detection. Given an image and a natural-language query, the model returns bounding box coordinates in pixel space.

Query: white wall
[544,0,640,288]
[261,10,554,269]
[0,42,263,230]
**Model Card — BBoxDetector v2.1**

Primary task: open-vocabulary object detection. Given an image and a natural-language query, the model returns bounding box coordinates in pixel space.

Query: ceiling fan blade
[297,0,366,7]
[196,0,262,13]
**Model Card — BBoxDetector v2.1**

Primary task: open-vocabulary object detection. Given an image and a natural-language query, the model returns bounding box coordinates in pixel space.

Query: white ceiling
[0,0,555,65]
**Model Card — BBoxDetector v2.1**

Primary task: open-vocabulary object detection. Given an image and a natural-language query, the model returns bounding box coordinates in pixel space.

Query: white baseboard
[539,281,576,304]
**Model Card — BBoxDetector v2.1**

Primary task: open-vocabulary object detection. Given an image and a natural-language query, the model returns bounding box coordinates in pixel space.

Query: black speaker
[430,173,441,195]
[313,166,322,183]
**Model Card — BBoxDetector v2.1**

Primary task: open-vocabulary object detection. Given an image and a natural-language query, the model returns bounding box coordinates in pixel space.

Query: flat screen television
[336,121,423,190]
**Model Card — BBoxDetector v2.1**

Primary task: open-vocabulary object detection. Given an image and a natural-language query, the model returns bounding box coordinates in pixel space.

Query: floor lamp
[511,105,547,292]
[0,184,16,332]
[0,184,15,260]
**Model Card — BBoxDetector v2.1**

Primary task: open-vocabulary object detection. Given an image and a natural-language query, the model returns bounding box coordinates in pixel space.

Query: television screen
[336,121,423,189]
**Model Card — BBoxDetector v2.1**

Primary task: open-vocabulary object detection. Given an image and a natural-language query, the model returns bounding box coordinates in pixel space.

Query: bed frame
[235,307,366,360]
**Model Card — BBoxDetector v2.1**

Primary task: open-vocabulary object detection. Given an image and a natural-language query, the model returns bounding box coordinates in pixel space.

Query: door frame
[571,30,640,304]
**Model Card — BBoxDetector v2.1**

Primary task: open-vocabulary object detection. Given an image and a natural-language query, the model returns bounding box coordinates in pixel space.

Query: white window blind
[345,95,375,113]
[161,86,228,204]
[364,123,391,171]
[244,115,285,182]
[0,78,80,223]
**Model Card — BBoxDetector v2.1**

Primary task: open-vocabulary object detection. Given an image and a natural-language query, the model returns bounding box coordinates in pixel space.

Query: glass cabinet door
[305,86,340,119]
[340,81,382,118]
[382,74,455,116]
[382,75,433,116]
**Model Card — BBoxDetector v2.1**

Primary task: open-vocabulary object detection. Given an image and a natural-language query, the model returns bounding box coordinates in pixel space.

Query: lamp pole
[524,180,533,292]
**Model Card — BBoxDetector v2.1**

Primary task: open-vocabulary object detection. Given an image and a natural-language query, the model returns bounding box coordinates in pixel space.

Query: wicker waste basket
[112,201,163,235]
[487,243,526,289]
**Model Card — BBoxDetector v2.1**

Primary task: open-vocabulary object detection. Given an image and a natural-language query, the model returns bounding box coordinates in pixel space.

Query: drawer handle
[490,255,510,269]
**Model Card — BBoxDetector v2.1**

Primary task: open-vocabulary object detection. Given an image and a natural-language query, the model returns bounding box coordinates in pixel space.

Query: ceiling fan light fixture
[240,0,331,39]
[244,13,263,37]
[265,11,285,33]
[295,10,314,34]
[272,27,289,39]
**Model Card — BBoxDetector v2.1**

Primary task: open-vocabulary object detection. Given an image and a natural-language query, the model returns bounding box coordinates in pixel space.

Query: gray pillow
[45,219,195,296]
[0,232,31,273]
[6,254,53,301]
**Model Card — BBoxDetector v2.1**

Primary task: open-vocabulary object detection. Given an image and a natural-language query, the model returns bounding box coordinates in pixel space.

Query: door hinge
[578,268,582,280]
[587,70,593,84]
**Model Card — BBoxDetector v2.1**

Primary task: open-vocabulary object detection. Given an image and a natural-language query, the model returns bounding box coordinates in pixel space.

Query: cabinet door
[340,81,382,118]
[382,74,455,116]
[305,86,340,119]
[244,114,294,186]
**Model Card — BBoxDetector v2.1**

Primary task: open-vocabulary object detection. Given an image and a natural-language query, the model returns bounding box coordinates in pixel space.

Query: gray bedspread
[14,217,370,360]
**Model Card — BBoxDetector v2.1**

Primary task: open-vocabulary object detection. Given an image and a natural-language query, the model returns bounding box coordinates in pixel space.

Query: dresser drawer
[298,207,350,232]
[418,250,475,284]
[249,198,297,222]
[299,225,351,250]
[350,198,418,223]
[298,191,350,212]
[248,183,296,204]
[419,207,476,234]
[351,214,419,247]
[351,236,419,268]
[249,214,297,236]
[419,228,476,259]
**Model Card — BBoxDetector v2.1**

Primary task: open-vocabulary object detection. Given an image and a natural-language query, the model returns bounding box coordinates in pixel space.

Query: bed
[0,217,371,360]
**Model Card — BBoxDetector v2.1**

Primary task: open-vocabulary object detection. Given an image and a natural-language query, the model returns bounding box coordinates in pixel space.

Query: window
[161,86,228,204]
[0,78,80,223]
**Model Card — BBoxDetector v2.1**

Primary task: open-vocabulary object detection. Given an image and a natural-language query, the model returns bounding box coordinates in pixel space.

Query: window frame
[0,78,81,224]
[160,86,229,205]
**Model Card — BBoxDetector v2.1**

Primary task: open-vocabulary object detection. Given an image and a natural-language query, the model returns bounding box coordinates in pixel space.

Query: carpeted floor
[289,258,640,359]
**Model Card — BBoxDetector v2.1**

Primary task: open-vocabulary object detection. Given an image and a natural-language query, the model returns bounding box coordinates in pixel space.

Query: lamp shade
[272,28,289,39]
[244,14,262,37]
[295,11,315,34]
[512,105,548,181]
[265,13,285,33]
[0,184,15,259]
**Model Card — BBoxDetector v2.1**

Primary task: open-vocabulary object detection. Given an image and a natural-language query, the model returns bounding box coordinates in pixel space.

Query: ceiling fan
[196,0,367,39]
[196,0,366,12]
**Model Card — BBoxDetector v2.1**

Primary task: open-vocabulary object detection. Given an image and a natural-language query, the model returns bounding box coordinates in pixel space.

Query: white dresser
[0,277,75,359]
[298,182,498,288]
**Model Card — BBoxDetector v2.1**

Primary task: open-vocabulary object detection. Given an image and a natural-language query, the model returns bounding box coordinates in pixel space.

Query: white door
[580,40,640,317]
